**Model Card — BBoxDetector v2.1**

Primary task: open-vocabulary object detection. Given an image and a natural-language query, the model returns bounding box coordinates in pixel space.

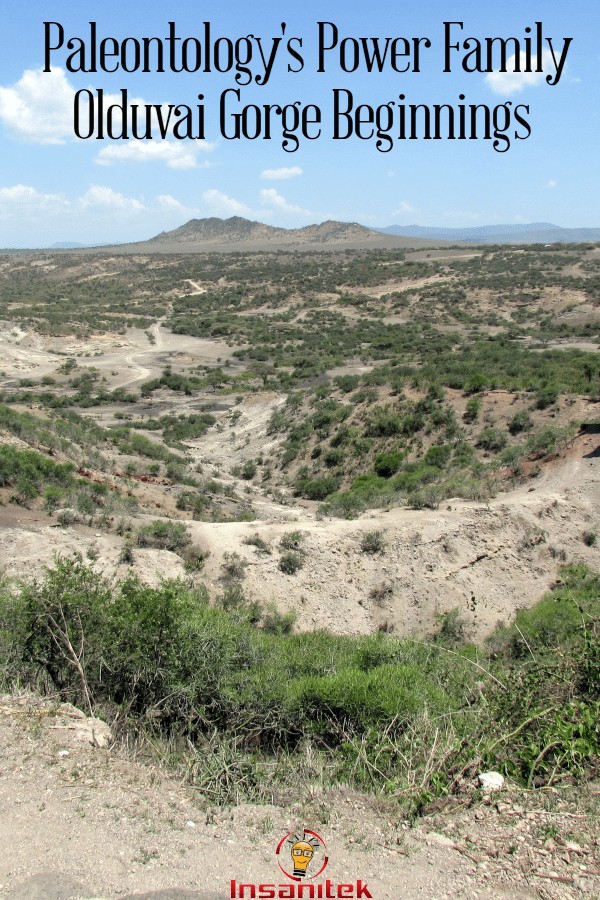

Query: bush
[181,544,210,571]
[295,475,341,501]
[136,520,192,552]
[535,384,559,409]
[407,486,444,509]
[221,552,248,580]
[279,551,304,574]
[279,530,305,551]
[434,608,468,646]
[240,460,257,480]
[424,444,452,469]
[56,508,79,527]
[476,426,508,452]
[374,450,403,478]
[463,397,481,423]
[261,603,296,634]
[43,484,64,512]
[508,410,533,435]
[243,533,271,554]
[324,448,345,468]
[119,541,134,564]
[360,530,386,554]
[525,426,572,459]
[0,557,598,798]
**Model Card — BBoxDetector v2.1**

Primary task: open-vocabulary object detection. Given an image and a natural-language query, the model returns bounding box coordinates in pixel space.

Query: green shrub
[295,475,341,501]
[221,552,248,580]
[463,372,487,394]
[424,444,452,469]
[476,426,508,452]
[136,520,192,552]
[1,551,598,803]
[407,486,444,509]
[243,533,271,554]
[508,410,533,434]
[360,530,386,554]
[324,448,345,468]
[535,384,559,409]
[279,551,304,574]
[261,603,296,634]
[525,426,572,459]
[119,541,134,564]
[43,484,65,512]
[279,530,305,551]
[463,396,481,423]
[434,608,468,646]
[374,450,403,478]
[181,544,210,571]
[240,460,257,480]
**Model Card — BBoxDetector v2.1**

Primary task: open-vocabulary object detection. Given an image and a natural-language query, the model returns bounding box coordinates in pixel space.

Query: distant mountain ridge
[48,218,600,253]
[377,223,600,244]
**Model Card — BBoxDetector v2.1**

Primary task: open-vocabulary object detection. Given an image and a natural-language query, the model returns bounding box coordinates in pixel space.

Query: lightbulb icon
[290,840,314,878]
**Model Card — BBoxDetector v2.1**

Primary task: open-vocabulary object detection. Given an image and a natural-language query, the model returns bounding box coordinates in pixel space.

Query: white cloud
[96,140,216,169]
[0,184,68,209]
[80,185,146,212]
[485,50,553,95]
[260,166,303,181]
[391,201,416,217]
[0,182,172,246]
[201,189,255,217]
[157,194,194,212]
[0,184,65,204]
[260,188,312,219]
[0,68,74,144]
[546,179,557,189]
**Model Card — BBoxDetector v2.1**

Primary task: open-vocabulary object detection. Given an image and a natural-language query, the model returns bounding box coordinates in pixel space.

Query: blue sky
[0,0,597,246]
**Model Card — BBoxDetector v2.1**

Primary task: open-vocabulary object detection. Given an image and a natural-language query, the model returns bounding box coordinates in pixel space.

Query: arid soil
[0,407,598,643]
[0,694,598,900]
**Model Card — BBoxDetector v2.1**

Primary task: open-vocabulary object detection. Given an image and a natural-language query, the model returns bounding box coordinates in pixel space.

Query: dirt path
[1,695,597,899]
[187,280,207,295]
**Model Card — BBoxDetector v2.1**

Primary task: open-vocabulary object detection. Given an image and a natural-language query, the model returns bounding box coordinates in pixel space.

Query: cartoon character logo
[276,829,329,881]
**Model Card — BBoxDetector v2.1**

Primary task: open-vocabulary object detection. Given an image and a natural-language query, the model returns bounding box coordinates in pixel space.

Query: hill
[377,222,600,244]
[125,216,452,252]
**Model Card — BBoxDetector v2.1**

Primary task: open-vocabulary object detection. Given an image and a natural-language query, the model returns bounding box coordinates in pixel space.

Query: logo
[276,829,329,881]
[229,828,372,899]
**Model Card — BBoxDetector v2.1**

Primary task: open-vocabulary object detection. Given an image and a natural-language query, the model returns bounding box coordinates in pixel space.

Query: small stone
[565,840,583,853]
[425,832,455,848]
[478,772,505,793]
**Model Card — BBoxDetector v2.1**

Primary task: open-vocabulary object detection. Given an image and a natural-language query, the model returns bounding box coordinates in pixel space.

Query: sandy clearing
[0,321,239,387]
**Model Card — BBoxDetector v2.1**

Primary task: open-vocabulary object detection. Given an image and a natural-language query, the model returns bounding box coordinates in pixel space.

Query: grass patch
[0,558,597,806]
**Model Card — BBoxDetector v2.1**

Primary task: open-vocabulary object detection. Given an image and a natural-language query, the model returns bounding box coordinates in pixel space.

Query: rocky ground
[0,694,598,900]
